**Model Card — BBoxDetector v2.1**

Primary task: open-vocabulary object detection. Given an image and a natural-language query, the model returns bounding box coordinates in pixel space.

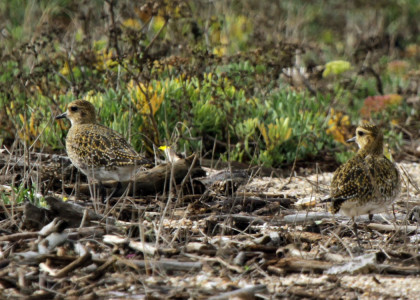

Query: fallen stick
[220,197,293,208]
[0,232,38,242]
[54,252,92,278]
[65,226,122,239]
[45,196,115,227]
[15,253,78,265]
[208,284,267,300]
[88,256,117,280]
[94,155,205,196]
[282,212,334,224]
[211,214,268,225]
[275,257,332,273]
[367,223,420,233]
[115,259,202,272]
[377,264,420,275]
[287,231,325,243]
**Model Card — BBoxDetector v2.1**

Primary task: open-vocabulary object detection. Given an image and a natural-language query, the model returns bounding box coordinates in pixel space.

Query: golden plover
[56,100,151,185]
[322,123,400,245]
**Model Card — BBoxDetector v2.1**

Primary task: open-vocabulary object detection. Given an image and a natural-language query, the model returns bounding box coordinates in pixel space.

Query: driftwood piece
[367,223,420,233]
[282,212,334,224]
[211,214,268,225]
[208,284,267,300]
[103,235,179,256]
[129,155,205,195]
[200,158,287,177]
[286,231,326,243]
[220,197,293,209]
[326,253,385,275]
[0,232,38,242]
[115,259,202,272]
[2,225,118,244]
[15,253,80,265]
[75,155,205,197]
[197,169,248,185]
[274,257,333,273]
[87,257,117,281]
[45,196,115,227]
[54,252,92,278]
[65,226,122,239]
[195,169,248,195]
[377,264,420,275]
[23,203,53,230]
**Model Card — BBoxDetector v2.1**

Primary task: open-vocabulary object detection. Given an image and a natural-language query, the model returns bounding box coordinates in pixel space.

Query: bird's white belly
[339,200,392,217]
[81,165,136,182]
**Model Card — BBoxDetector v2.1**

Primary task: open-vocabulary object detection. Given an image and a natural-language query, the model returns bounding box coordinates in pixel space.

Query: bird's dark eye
[357,131,364,136]
[70,106,78,112]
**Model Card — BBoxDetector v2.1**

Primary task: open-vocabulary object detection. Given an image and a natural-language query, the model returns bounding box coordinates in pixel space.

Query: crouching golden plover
[322,123,400,246]
[56,100,152,193]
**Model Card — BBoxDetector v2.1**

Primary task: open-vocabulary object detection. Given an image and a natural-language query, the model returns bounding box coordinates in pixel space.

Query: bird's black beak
[55,112,67,120]
[346,136,356,143]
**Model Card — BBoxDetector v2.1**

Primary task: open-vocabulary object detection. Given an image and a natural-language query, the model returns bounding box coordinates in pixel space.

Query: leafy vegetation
[1,0,420,167]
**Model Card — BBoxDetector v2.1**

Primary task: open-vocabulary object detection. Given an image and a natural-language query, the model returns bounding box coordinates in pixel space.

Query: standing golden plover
[56,100,151,195]
[322,123,400,246]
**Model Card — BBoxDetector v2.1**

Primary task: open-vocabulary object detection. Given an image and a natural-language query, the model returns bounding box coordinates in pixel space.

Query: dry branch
[208,284,267,300]
[210,214,268,225]
[0,232,38,242]
[274,257,333,273]
[377,264,420,275]
[220,196,293,209]
[45,196,115,227]
[120,155,205,196]
[282,212,334,224]
[54,252,92,278]
[367,223,420,233]
[115,259,202,272]
[287,231,325,243]
[88,257,117,281]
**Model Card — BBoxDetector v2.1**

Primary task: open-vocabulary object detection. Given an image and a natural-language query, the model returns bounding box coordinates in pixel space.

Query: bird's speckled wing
[330,156,371,212]
[67,124,149,168]
[330,155,399,213]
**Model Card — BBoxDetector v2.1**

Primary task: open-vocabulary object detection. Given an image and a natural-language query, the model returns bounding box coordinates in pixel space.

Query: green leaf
[323,60,351,77]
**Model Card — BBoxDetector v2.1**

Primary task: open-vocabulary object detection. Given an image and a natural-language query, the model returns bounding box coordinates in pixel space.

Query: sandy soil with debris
[1,154,419,299]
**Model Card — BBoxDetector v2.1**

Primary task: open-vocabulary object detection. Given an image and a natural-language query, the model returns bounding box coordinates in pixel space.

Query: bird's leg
[366,214,374,247]
[75,172,81,200]
[352,217,363,249]
[87,178,99,212]
[99,181,107,203]
[392,204,397,223]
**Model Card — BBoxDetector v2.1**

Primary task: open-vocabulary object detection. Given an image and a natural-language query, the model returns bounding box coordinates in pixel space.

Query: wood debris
[1,151,420,298]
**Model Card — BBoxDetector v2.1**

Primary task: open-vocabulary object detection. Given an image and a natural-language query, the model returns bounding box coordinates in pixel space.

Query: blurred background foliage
[1,0,420,167]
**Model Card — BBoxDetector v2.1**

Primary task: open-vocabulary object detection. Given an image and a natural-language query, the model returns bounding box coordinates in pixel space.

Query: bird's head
[347,123,383,155]
[56,100,96,125]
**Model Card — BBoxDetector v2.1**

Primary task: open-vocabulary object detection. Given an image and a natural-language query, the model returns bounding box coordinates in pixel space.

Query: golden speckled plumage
[56,100,151,182]
[327,123,400,217]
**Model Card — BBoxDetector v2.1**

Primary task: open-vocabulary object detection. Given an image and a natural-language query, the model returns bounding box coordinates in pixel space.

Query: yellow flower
[95,50,118,71]
[258,118,292,151]
[123,18,141,30]
[128,80,164,117]
[60,61,70,76]
[213,46,226,57]
[326,108,351,145]
[17,113,41,147]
